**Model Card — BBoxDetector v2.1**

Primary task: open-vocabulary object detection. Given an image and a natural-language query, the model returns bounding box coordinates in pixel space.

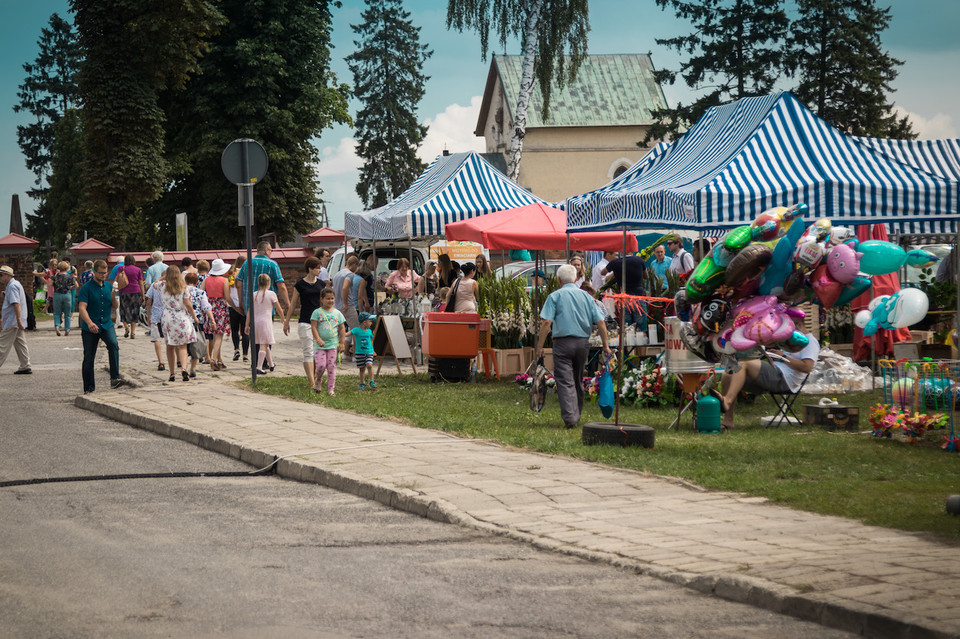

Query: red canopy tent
[444,203,638,251]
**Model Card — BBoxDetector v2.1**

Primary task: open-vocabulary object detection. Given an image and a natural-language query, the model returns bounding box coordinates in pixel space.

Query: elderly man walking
[536,264,611,429]
[144,250,168,289]
[0,265,32,374]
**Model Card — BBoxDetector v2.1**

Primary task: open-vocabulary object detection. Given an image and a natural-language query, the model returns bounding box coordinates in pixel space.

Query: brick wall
[0,251,36,299]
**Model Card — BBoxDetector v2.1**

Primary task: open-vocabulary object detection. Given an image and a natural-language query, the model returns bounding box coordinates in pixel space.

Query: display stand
[373,315,416,376]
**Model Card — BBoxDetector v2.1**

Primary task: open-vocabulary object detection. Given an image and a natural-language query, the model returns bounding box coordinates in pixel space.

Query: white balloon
[854,309,872,328]
[867,295,887,311]
[888,288,929,329]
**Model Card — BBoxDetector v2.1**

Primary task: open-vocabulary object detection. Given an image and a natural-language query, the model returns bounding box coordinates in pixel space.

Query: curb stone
[73,394,959,639]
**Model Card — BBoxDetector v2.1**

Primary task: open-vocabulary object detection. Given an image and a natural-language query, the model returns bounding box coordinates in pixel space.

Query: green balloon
[723,225,754,253]
[686,256,725,301]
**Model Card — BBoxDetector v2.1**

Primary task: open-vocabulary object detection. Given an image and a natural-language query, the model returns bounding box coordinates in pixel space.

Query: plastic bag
[598,357,615,418]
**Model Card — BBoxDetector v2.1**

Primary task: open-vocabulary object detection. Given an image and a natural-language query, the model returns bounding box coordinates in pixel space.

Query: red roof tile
[0,233,40,248]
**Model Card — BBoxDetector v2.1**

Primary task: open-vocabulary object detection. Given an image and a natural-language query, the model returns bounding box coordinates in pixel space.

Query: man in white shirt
[0,265,32,374]
[591,251,616,291]
[666,237,694,274]
[720,334,820,429]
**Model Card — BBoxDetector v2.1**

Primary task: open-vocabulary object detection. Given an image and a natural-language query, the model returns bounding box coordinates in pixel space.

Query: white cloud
[314,137,361,177]
[418,96,487,162]
[892,106,958,139]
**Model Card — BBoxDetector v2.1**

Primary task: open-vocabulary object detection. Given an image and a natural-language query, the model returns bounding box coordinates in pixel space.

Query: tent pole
[615,228,628,426]
[409,235,420,367]
[955,224,959,357]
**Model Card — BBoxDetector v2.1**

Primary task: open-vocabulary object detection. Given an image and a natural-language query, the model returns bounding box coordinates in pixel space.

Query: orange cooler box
[422,312,484,358]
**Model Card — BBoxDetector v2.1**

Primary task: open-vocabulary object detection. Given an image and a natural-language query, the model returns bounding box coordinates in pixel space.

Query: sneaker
[358,382,366,389]
[13,368,32,375]
[110,378,130,389]
[368,381,377,388]
[328,390,335,396]
[233,350,241,361]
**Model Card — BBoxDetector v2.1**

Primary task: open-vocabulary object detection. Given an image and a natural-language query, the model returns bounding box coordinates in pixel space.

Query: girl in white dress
[245,273,285,374]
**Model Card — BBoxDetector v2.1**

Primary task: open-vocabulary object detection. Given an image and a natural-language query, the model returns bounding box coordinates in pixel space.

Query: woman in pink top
[118,254,145,339]
[200,258,232,370]
[384,257,420,299]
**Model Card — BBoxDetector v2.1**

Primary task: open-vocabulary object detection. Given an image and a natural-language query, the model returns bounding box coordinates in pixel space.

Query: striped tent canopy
[344,152,546,240]
[852,136,960,234]
[566,92,959,235]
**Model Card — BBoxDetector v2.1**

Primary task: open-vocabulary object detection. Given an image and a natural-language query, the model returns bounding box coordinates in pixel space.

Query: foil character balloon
[695,297,730,334]
[724,243,772,286]
[728,295,804,351]
[834,275,872,308]
[810,264,843,308]
[825,243,864,284]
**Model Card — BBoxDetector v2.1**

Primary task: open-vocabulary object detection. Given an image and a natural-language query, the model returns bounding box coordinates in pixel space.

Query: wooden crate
[797,302,820,341]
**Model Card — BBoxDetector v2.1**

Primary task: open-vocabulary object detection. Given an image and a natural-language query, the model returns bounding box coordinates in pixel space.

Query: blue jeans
[82,326,120,392]
[53,292,73,330]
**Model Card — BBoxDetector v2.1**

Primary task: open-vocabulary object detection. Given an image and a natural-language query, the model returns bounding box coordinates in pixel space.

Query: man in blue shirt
[537,264,612,429]
[647,244,672,292]
[78,259,128,392]
[0,265,32,374]
[144,250,168,289]
[236,242,290,321]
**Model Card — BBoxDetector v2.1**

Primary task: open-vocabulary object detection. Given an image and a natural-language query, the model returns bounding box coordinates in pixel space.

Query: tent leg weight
[581,423,655,448]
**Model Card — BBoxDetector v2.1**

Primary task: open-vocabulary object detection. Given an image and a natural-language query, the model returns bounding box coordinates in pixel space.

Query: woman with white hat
[199,258,232,370]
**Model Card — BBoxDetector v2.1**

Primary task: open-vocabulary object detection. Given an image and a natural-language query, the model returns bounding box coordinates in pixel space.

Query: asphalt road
[0,323,852,638]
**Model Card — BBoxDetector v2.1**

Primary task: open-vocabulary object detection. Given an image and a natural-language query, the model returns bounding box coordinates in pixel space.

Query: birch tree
[447,0,589,182]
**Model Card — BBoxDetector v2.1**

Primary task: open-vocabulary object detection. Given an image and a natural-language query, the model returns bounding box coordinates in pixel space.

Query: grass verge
[250,373,960,544]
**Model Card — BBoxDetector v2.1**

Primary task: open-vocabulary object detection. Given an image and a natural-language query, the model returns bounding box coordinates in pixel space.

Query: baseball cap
[358,312,377,324]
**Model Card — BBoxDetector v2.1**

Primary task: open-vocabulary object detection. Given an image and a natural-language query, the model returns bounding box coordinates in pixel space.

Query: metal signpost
[221,138,269,383]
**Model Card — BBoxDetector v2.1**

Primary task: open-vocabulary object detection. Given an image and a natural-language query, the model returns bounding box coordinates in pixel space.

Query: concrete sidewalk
[72,321,959,638]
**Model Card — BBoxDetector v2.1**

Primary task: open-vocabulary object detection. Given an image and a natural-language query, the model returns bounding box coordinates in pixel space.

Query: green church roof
[480,53,668,130]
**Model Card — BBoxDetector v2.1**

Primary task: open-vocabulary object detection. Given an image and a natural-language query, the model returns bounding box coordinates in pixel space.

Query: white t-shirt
[591,258,610,290]
[773,335,820,393]
[669,248,694,273]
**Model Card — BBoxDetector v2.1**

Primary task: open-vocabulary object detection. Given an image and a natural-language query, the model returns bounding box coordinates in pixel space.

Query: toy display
[674,203,938,363]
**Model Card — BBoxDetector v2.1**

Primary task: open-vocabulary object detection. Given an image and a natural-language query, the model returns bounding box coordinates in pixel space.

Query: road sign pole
[222,138,268,386]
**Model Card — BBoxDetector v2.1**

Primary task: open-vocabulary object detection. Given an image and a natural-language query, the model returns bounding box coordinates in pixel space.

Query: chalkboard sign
[373,315,416,376]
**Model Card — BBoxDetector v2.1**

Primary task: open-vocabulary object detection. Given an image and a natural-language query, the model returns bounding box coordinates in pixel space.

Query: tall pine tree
[347,0,432,209]
[787,0,914,139]
[447,0,588,181]
[645,0,788,144]
[14,13,81,245]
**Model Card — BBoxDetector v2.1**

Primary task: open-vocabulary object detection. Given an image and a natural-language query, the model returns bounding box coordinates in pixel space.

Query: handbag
[188,323,207,360]
[444,278,462,312]
[598,355,615,419]
[115,267,129,290]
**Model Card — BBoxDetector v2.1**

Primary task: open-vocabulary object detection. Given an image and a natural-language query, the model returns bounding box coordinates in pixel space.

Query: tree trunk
[506,0,544,183]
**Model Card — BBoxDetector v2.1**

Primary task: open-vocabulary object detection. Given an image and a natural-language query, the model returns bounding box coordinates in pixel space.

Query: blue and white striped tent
[566,92,960,235]
[344,152,546,240]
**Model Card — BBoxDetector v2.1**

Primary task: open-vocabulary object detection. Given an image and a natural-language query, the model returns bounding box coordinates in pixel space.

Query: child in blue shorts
[351,312,377,389]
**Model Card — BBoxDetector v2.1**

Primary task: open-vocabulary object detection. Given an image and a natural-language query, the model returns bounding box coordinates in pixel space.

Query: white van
[328,241,430,280]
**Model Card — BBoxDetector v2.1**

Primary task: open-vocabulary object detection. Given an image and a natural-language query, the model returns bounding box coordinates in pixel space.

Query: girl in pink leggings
[309,289,346,395]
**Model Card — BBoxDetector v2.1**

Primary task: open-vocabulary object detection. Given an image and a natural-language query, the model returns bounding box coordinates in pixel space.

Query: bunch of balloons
[674,203,938,362]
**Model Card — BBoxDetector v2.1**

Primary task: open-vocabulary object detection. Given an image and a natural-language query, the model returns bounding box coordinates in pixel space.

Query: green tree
[156,0,351,248]
[447,0,589,181]
[14,13,80,198]
[787,0,915,139]
[71,0,223,238]
[45,109,86,248]
[644,0,789,144]
[347,0,432,209]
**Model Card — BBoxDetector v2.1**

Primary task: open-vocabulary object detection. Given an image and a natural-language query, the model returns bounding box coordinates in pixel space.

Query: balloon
[825,243,864,284]
[793,236,825,273]
[674,289,692,315]
[758,214,806,294]
[834,275,872,307]
[827,226,855,246]
[891,379,913,408]
[786,331,809,349]
[724,243,772,286]
[685,255,727,301]
[855,288,930,336]
[905,249,939,269]
[811,264,843,308]
[695,297,730,334]
[800,218,832,244]
[750,203,806,242]
[722,225,757,254]
[887,288,929,329]
[728,295,804,351]
[858,240,907,275]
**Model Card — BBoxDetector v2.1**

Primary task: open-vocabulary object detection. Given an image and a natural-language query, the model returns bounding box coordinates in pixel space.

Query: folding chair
[764,353,808,428]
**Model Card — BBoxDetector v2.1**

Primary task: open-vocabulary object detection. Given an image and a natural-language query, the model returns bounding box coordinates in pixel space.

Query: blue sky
[2,0,958,236]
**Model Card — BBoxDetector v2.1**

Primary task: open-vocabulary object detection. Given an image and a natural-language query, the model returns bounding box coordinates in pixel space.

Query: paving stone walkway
[72,321,960,638]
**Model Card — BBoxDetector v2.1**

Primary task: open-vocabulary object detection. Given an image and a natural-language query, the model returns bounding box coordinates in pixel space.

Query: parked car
[495,260,567,287]
[328,241,430,281]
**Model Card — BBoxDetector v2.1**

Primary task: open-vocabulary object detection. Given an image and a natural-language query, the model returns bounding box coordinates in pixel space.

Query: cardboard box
[803,404,859,432]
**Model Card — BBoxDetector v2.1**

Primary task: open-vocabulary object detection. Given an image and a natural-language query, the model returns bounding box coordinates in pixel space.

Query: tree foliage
[14,13,80,200]
[46,109,86,248]
[155,0,352,248]
[645,0,788,144]
[71,0,223,222]
[787,0,914,139]
[347,0,432,209]
[447,0,589,180]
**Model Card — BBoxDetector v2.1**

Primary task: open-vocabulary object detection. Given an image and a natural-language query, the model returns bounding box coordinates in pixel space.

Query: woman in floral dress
[200,258,232,370]
[160,266,198,382]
